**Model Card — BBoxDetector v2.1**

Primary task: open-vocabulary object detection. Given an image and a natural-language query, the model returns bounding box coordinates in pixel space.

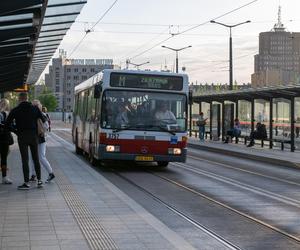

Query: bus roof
[75,69,188,94]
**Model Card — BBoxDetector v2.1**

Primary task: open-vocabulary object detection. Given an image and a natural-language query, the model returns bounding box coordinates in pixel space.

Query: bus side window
[94,81,102,98]
[87,88,96,121]
[74,95,79,115]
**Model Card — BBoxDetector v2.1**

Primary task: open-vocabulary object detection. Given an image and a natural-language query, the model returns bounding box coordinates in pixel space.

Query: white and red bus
[72,69,189,167]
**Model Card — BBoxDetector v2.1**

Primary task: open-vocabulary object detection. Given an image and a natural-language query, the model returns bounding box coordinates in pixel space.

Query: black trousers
[0,143,9,166]
[249,131,265,144]
[17,131,41,183]
[0,143,9,177]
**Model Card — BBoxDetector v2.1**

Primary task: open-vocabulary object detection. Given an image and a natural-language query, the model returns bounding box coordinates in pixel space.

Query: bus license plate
[135,156,154,161]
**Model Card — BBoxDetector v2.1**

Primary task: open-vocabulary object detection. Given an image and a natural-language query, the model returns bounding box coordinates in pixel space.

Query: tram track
[106,167,300,249]
[187,148,300,188]
[149,163,300,244]
[172,162,300,208]
[50,129,300,248]
[111,168,242,250]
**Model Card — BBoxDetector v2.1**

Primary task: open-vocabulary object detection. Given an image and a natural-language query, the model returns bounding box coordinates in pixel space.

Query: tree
[37,90,57,111]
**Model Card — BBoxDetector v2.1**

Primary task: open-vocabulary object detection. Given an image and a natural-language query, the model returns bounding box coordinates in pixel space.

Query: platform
[0,133,195,250]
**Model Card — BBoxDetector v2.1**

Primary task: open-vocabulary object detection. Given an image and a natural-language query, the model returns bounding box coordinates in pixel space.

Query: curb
[188,142,299,169]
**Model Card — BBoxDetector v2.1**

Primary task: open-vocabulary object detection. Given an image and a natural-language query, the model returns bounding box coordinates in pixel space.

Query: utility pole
[161,45,192,73]
[210,20,250,90]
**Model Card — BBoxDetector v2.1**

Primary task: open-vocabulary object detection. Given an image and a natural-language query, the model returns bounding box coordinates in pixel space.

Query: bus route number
[108,133,119,140]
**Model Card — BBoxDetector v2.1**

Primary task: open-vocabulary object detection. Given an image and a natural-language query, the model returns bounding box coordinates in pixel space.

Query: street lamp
[210,20,251,90]
[127,61,150,70]
[161,45,192,73]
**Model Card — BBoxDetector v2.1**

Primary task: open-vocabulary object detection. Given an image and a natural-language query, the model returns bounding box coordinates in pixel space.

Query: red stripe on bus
[101,138,186,154]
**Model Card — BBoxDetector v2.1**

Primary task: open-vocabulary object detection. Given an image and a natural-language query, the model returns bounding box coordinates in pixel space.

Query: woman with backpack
[0,99,13,184]
[29,100,55,183]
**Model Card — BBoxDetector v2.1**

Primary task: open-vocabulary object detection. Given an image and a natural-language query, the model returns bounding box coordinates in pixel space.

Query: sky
[48,0,300,84]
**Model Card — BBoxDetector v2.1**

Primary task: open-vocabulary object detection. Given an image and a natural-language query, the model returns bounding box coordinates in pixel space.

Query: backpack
[37,114,48,136]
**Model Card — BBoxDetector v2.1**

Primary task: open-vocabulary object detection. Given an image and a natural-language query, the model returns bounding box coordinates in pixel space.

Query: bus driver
[115,103,129,127]
[154,102,176,124]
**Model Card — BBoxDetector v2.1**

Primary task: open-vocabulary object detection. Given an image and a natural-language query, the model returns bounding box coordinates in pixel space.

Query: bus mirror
[94,85,102,98]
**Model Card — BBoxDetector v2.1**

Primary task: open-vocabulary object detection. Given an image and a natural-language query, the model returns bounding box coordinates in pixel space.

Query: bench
[244,136,291,150]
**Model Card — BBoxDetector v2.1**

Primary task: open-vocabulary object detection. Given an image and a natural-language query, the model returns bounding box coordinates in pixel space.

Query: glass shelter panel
[201,102,210,136]
[255,99,270,137]
[191,102,200,132]
[294,97,300,150]
[238,100,251,136]
[273,98,291,149]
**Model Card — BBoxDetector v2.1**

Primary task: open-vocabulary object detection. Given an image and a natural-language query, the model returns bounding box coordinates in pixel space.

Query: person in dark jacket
[5,92,46,190]
[247,122,267,147]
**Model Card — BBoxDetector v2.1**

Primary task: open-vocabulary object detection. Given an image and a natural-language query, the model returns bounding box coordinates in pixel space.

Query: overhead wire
[68,0,119,58]
[178,0,259,35]
[122,26,171,60]
[125,0,259,62]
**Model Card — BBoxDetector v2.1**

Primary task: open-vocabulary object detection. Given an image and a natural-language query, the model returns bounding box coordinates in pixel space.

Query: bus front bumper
[98,145,187,162]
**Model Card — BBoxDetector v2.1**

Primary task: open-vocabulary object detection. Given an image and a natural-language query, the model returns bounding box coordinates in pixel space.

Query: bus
[72,69,189,167]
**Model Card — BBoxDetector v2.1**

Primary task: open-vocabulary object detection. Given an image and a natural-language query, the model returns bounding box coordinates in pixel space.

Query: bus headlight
[106,145,120,152]
[168,148,181,155]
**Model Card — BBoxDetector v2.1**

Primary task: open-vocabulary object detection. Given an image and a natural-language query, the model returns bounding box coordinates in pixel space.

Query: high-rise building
[251,7,300,87]
[45,49,114,111]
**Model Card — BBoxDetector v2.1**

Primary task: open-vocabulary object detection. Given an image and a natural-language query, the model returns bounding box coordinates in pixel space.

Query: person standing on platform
[197,112,207,141]
[29,100,55,183]
[0,99,13,184]
[5,92,46,190]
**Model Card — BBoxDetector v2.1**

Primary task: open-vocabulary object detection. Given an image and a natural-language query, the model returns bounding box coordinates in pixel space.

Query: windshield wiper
[112,124,141,133]
[144,124,176,135]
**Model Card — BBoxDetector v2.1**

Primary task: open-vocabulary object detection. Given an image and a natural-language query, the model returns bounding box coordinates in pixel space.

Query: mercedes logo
[141,146,148,154]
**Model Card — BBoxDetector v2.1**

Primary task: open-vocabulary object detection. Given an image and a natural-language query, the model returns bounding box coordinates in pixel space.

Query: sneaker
[29,175,36,182]
[18,183,30,190]
[37,180,43,188]
[2,176,12,184]
[45,173,55,183]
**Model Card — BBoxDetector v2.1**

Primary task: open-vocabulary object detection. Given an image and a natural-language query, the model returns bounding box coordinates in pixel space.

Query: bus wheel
[88,145,96,166]
[75,143,82,155]
[157,161,169,167]
[75,132,82,155]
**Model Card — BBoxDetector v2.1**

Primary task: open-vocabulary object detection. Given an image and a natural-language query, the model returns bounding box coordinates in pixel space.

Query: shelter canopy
[0,0,86,91]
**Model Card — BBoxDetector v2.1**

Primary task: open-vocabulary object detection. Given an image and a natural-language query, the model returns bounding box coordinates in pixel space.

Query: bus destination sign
[110,73,183,90]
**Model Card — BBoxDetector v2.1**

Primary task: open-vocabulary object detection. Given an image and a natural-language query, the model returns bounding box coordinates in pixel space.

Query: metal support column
[199,102,202,114]
[189,90,193,137]
[251,99,255,133]
[235,100,239,119]
[210,102,213,140]
[291,97,295,152]
[221,102,225,141]
[269,98,273,149]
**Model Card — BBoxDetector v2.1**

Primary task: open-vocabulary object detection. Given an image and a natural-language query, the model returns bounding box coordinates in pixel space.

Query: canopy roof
[0,0,86,91]
[193,84,300,103]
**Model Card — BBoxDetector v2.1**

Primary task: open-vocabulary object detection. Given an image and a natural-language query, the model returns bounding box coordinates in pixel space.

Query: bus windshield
[101,90,187,132]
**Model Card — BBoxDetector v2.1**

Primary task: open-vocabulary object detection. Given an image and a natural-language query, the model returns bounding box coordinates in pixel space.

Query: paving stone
[1,137,195,250]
